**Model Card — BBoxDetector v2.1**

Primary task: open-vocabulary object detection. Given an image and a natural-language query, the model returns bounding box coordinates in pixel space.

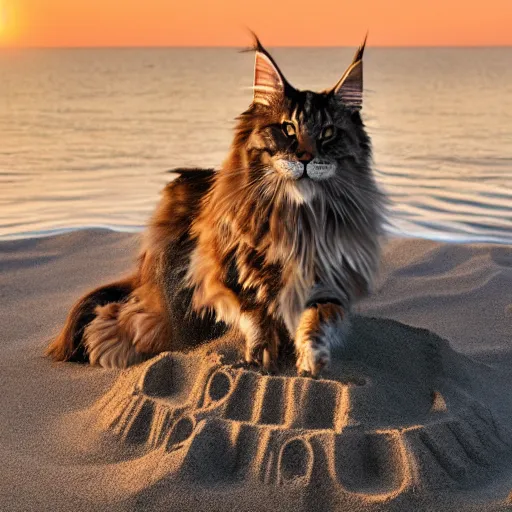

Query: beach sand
[1,229,511,511]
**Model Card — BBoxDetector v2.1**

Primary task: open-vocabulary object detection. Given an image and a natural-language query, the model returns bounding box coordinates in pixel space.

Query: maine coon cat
[47,35,386,377]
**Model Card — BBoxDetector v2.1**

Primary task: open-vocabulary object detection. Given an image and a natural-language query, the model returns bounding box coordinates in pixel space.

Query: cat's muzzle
[275,159,337,181]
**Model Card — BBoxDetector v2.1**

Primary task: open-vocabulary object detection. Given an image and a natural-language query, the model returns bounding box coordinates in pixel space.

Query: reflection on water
[0,48,511,243]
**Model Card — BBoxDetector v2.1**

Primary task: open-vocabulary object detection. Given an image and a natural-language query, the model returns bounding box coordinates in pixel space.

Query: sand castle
[87,315,512,509]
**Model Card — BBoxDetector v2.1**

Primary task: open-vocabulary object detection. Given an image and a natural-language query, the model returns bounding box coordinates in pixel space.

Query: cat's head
[233,34,371,204]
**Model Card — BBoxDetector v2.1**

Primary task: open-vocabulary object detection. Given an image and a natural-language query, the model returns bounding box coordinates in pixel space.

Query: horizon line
[1,44,511,50]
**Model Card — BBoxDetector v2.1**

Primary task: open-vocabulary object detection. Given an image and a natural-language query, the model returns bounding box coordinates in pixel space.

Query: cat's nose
[297,151,314,164]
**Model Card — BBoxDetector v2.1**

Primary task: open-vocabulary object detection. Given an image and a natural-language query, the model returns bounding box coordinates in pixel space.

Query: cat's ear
[251,34,286,106]
[331,34,367,110]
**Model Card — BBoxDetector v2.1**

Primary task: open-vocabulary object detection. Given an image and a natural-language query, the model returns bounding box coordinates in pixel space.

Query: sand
[0,228,511,511]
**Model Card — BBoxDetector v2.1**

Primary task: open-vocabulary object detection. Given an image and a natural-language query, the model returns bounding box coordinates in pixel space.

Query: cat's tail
[46,275,169,368]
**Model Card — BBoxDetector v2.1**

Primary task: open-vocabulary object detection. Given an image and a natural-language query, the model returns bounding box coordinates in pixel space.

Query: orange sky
[1,0,511,47]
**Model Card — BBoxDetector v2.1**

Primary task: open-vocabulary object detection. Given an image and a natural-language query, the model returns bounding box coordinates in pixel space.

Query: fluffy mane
[47,36,387,378]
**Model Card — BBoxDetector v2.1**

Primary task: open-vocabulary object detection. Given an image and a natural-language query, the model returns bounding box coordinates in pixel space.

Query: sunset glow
[0,0,18,45]
[2,0,512,48]
[0,2,7,36]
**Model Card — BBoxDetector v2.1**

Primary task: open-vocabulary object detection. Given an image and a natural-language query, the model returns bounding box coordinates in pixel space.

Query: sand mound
[81,315,512,508]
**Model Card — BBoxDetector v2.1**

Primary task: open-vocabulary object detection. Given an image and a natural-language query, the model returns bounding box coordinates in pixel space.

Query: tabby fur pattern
[47,35,387,377]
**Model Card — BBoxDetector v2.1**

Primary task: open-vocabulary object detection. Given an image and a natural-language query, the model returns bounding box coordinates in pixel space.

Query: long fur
[47,169,224,367]
[48,37,387,376]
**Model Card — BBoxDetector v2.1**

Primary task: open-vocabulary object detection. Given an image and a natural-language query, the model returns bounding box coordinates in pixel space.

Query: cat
[46,35,387,377]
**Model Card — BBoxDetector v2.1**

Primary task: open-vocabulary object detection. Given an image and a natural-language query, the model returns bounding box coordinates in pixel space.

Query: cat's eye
[320,125,336,141]
[282,121,296,138]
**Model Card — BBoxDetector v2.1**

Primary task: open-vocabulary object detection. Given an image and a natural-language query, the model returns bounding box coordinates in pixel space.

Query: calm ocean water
[0,48,511,243]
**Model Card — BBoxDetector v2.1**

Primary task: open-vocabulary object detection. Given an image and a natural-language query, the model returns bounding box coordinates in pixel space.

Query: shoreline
[1,224,511,246]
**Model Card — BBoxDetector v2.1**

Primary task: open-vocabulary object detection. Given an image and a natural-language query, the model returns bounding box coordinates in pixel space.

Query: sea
[0,47,511,244]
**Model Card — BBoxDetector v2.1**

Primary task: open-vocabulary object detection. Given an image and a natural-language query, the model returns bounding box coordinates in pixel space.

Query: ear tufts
[249,29,266,54]
[332,33,368,110]
[240,29,266,54]
[353,32,368,64]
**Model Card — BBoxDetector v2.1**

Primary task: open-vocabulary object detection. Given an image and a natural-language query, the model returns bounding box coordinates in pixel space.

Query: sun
[0,2,7,37]
[0,0,17,46]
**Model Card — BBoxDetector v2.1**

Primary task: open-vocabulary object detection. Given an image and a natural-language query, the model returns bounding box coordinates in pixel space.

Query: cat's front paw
[240,313,279,372]
[244,345,278,374]
[294,303,346,378]
[244,343,264,367]
[295,338,330,378]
